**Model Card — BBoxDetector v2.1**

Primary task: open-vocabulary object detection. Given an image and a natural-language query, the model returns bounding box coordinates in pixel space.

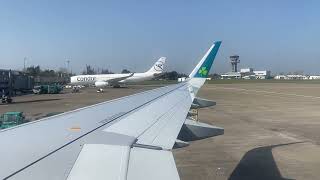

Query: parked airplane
[70,57,166,88]
[0,41,223,180]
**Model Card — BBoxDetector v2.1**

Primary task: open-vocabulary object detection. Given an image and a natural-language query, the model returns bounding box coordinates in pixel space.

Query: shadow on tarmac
[0,98,61,105]
[229,142,305,180]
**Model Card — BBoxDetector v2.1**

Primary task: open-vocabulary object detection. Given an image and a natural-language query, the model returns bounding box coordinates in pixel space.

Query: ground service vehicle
[0,112,26,129]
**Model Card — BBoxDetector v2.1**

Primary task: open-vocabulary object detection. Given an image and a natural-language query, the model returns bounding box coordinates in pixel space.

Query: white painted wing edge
[67,145,180,180]
[67,144,130,180]
[127,147,180,180]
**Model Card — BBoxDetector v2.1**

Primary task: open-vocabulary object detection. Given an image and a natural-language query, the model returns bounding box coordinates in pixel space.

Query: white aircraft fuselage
[70,57,166,87]
[70,72,157,86]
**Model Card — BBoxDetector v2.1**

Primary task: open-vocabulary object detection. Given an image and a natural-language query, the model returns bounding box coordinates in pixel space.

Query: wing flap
[67,144,130,180]
[178,118,224,142]
[127,147,180,180]
[67,145,181,180]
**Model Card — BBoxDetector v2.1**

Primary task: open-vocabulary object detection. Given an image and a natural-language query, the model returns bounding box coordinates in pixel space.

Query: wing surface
[0,84,183,179]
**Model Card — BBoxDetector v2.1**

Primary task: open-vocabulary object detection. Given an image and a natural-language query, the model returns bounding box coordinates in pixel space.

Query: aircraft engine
[95,81,108,87]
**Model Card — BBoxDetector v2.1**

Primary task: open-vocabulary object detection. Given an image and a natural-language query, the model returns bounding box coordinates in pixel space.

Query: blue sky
[0,0,319,74]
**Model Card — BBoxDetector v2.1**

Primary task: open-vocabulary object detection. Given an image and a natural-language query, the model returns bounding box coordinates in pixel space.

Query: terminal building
[274,75,307,80]
[309,75,320,80]
[253,70,271,79]
[274,75,320,80]
[221,72,241,79]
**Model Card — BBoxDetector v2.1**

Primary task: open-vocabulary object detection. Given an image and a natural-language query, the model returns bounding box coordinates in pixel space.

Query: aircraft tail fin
[188,41,221,95]
[189,41,221,78]
[146,57,166,73]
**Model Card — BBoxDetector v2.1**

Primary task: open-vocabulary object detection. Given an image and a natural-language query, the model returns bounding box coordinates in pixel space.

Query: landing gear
[112,85,121,88]
[1,95,13,104]
[97,88,104,93]
[72,86,80,93]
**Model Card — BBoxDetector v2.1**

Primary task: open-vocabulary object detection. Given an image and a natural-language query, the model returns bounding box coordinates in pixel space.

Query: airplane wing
[107,73,134,84]
[0,41,223,180]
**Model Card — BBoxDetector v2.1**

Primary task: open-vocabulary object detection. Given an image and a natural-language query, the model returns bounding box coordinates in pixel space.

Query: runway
[175,82,320,180]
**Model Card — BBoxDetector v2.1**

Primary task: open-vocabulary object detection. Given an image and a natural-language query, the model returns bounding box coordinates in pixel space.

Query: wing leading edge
[0,41,223,180]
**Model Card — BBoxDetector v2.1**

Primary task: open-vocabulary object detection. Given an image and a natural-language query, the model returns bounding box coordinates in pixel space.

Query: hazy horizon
[1,0,320,75]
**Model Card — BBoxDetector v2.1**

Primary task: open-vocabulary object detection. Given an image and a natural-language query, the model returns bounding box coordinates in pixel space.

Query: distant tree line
[279,71,304,75]
[155,71,187,80]
[81,65,133,75]
[121,69,131,73]
[156,72,221,80]
[208,73,221,79]
[81,65,115,75]
[25,66,72,77]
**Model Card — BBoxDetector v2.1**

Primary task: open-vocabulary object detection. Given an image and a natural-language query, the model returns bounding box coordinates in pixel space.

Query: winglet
[189,41,221,78]
[188,41,222,96]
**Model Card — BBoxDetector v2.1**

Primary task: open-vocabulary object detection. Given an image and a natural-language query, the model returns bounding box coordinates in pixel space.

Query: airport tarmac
[1,83,320,180]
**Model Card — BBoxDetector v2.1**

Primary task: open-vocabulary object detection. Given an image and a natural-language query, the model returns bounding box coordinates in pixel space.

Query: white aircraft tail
[146,57,166,73]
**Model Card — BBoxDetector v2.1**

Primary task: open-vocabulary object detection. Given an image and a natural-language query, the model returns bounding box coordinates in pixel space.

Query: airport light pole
[66,59,70,74]
[23,57,27,72]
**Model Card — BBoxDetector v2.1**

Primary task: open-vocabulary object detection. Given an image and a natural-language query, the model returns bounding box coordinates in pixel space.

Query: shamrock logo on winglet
[198,67,208,77]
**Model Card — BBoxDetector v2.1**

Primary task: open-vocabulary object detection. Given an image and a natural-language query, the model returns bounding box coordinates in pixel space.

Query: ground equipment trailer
[0,112,27,129]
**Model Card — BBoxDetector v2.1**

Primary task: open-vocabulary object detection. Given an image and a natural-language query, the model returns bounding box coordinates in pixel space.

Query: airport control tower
[230,55,240,72]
